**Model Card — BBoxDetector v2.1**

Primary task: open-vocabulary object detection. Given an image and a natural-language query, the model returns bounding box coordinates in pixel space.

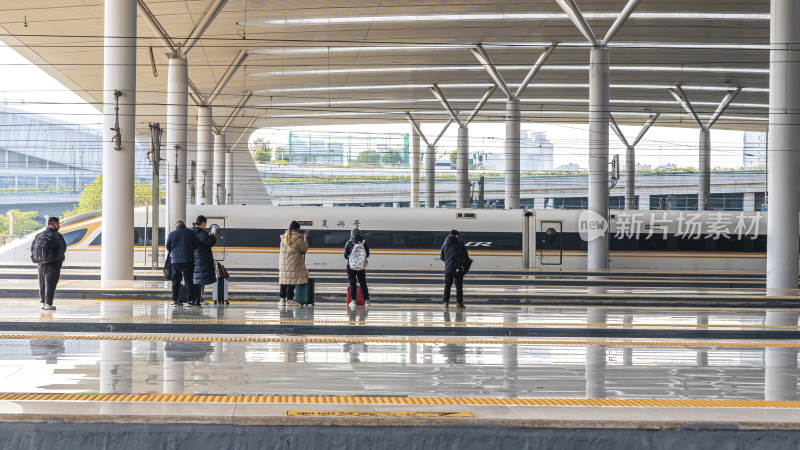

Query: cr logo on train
[465,242,492,247]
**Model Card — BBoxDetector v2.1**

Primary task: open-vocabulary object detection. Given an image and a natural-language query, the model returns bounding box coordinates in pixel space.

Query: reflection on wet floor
[0,299,795,330]
[0,332,795,402]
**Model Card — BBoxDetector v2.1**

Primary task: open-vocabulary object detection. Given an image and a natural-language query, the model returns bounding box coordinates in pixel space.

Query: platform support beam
[406,113,453,208]
[213,133,226,205]
[610,113,659,210]
[166,57,189,230]
[410,124,421,207]
[101,0,137,281]
[196,106,213,204]
[767,0,800,296]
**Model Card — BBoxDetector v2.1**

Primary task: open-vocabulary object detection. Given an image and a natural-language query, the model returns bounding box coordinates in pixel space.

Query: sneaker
[307,304,313,309]
[43,304,56,311]
[172,302,180,307]
[443,302,450,308]
[364,300,371,307]
[278,298,286,306]
[349,301,356,309]
[456,303,465,309]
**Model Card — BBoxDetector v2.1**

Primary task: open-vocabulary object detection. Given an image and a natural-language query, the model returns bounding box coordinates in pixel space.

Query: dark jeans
[38,261,62,305]
[443,271,464,304]
[280,284,296,300]
[171,262,195,303]
[347,267,369,300]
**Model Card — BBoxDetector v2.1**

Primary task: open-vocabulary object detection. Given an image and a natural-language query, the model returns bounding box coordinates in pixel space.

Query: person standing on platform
[190,215,217,307]
[32,216,67,311]
[278,220,309,306]
[344,228,370,307]
[440,229,469,309]
[166,220,200,306]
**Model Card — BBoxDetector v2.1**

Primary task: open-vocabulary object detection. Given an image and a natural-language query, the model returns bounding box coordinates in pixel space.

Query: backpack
[30,230,57,264]
[348,241,368,271]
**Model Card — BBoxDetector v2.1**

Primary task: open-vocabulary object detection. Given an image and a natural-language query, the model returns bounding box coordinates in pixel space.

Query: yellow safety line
[0,334,799,348]
[0,315,796,329]
[0,393,793,408]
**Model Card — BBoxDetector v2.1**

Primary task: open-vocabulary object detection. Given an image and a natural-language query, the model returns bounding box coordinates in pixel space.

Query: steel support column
[588,46,610,271]
[425,145,436,208]
[505,99,521,209]
[625,145,635,209]
[767,0,800,296]
[166,57,188,230]
[698,128,711,211]
[213,132,226,205]
[410,125,421,208]
[456,126,469,208]
[196,106,213,204]
[101,0,137,281]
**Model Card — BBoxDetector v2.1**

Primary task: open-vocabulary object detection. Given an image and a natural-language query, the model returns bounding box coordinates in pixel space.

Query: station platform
[0,297,797,447]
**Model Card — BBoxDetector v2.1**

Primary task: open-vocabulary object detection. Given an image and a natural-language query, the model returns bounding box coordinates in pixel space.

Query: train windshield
[62,229,88,247]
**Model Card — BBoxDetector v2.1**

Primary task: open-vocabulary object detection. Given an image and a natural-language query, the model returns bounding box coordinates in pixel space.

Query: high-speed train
[0,206,769,272]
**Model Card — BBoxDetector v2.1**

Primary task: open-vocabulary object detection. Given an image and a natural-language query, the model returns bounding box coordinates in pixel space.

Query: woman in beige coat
[278,220,309,305]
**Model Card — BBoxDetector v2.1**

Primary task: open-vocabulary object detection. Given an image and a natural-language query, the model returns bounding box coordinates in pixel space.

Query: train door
[206,216,227,261]
[538,220,563,266]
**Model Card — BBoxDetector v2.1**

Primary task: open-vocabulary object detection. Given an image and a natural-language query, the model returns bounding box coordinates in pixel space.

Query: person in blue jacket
[190,215,217,307]
[166,220,200,306]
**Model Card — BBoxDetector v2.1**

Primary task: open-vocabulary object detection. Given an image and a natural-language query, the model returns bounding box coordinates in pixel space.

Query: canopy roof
[0,0,770,140]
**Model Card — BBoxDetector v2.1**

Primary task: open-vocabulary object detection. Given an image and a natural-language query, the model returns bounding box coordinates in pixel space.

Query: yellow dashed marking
[0,334,799,348]
[0,393,793,408]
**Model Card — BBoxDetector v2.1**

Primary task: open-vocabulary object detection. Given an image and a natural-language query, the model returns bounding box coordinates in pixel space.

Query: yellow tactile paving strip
[1,315,798,329]
[1,334,800,348]
[0,393,794,408]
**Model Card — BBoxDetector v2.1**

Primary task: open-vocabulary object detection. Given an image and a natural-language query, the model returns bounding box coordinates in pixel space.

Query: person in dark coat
[37,216,67,311]
[344,228,370,307]
[440,229,469,308]
[166,220,200,306]
[190,215,217,307]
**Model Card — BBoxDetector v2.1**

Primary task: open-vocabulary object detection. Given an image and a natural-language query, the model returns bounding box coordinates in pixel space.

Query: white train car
[0,206,769,272]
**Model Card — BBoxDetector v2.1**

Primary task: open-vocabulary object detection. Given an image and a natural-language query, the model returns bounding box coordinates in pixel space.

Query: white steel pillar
[410,125,421,207]
[166,57,188,230]
[588,46,610,271]
[425,145,436,208]
[225,150,234,204]
[767,0,800,296]
[196,106,213,204]
[625,145,635,209]
[698,128,711,210]
[456,125,469,208]
[506,99,521,209]
[213,132,226,204]
[101,0,137,281]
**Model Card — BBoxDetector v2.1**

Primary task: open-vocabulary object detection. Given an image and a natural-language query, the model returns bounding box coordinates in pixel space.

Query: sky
[0,41,751,170]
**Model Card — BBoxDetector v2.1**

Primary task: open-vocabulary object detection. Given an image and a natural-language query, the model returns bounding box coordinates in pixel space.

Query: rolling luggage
[295,279,315,306]
[347,286,365,306]
[212,278,228,305]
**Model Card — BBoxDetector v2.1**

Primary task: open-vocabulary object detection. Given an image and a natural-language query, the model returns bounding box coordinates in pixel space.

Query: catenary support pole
[213,132,226,204]
[505,99,521,209]
[166,57,188,231]
[101,0,137,281]
[196,106,213,204]
[766,0,800,296]
[588,45,610,271]
[224,150,234,204]
[456,126,469,208]
[410,125,421,207]
[625,145,634,209]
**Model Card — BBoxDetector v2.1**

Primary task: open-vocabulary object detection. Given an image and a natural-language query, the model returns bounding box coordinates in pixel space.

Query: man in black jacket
[440,229,469,308]
[37,216,67,311]
[166,220,200,306]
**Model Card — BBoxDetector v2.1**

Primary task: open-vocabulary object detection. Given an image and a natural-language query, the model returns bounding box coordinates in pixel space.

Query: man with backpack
[31,216,67,311]
[441,229,470,309]
[344,228,370,307]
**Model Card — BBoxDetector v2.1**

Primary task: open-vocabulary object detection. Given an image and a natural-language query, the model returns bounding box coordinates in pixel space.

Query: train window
[638,235,667,250]
[715,237,743,252]
[364,231,393,248]
[405,232,433,249]
[545,228,557,244]
[61,228,87,247]
[676,236,706,251]
[133,229,144,246]
[90,234,101,246]
[324,231,350,247]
